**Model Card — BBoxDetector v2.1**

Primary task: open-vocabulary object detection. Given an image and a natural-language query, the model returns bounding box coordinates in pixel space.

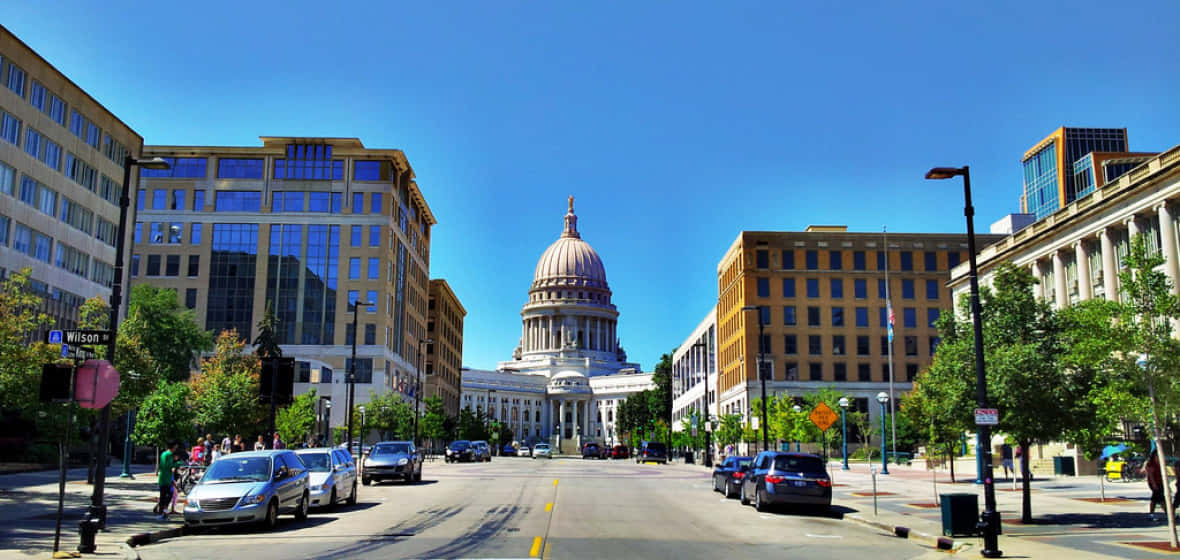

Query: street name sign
[62,330,112,346]
[974,408,999,426]
[809,402,838,431]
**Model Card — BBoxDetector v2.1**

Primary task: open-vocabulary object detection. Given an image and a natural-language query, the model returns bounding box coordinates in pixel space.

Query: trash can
[1053,456,1076,476]
[940,493,979,537]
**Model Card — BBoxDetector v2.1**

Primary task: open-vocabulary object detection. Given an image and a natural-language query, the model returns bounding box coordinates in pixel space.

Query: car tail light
[764,475,786,484]
[733,472,744,480]
[816,478,832,487]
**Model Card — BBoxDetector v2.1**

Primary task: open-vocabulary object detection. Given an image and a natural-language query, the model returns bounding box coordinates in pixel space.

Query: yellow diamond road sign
[809,402,838,432]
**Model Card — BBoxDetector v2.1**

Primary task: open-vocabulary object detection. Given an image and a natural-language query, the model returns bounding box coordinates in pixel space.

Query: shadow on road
[187,516,335,536]
[1021,512,1174,530]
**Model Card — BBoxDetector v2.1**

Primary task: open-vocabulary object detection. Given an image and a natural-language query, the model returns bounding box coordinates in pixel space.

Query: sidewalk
[0,463,181,559]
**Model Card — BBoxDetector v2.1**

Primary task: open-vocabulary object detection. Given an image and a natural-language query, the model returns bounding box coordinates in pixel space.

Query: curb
[844,513,970,552]
[126,524,185,548]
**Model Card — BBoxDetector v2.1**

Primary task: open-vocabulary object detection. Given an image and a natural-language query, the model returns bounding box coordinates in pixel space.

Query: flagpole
[884,226,897,471]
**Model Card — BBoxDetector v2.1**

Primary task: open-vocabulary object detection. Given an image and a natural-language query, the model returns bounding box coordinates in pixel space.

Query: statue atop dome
[562,195,580,239]
[568,195,574,213]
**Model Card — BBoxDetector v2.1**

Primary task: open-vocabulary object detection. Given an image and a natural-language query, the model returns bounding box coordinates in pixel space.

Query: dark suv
[636,441,667,464]
[445,440,475,463]
[740,452,831,512]
[582,443,602,459]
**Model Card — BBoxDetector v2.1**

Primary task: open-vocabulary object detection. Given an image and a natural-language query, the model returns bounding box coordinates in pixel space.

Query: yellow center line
[545,502,553,512]
[530,536,543,557]
[543,541,552,560]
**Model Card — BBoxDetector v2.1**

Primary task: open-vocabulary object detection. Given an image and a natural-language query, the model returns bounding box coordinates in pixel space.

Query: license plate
[792,480,807,487]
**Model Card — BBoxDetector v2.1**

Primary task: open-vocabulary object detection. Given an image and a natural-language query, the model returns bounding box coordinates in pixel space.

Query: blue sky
[4,2,1179,371]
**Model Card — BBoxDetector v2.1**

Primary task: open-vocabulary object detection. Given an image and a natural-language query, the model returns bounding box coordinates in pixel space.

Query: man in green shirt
[156,442,183,520]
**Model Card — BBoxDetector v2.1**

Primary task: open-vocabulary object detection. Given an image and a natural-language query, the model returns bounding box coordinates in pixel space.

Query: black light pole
[82,155,169,539]
[414,338,433,446]
[926,165,1001,558]
[346,300,373,455]
[741,305,769,452]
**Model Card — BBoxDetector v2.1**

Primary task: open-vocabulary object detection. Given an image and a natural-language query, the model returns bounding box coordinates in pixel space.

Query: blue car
[183,450,310,530]
[502,443,517,456]
[740,452,832,512]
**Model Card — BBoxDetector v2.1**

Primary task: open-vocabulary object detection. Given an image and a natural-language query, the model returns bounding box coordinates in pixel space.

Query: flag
[887,304,895,343]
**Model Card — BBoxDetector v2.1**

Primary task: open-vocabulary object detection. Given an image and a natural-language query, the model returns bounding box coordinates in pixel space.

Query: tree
[190,330,263,437]
[365,392,414,440]
[0,268,57,412]
[457,407,489,441]
[422,395,448,450]
[253,302,283,359]
[276,388,317,445]
[715,414,743,451]
[131,381,196,448]
[121,284,213,383]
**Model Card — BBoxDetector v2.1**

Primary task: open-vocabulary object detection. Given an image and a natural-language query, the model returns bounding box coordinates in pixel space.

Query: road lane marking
[553,478,558,486]
[530,536,543,557]
[545,502,553,512]
[806,534,844,539]
[543,540,552,560]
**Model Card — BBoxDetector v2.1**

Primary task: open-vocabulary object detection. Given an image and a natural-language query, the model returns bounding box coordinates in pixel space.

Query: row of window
[763,333,939,358]
[763,361,922,383]
[758,305,939,329]
[758,277,941,300]
[132,220,384,250]
[756,249,962,272]
[0,215,114,287]
[137,187,387,215]
[136,153,397,183]
[130,253,200,278]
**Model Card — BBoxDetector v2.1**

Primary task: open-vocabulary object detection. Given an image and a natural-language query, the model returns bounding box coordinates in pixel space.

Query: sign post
[810,403,838,462]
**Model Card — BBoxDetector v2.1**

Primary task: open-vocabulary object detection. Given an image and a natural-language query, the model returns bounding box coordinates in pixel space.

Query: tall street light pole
[414,338,433,447]
[84,155,170,535]
[740,305,769,453]
[839,397,850,470]
[926,165,1002,558]
[346,299,373,455]
[876,392,890,475]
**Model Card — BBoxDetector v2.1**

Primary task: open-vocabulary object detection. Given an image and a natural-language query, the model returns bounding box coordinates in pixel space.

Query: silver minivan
[295,447,358,508]
[183,450,310,529]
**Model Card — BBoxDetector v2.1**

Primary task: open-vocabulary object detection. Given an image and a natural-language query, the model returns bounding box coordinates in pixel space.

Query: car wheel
[263,499,279,530]
[362,476,372,486]
[295,491,309,520]
[328,488,337,509]
[755,488,767,512]
[712,476,720,492]
[347,481,358,505]
[739,485,750,505]
[725,481,736,499]
[415,467,423,482]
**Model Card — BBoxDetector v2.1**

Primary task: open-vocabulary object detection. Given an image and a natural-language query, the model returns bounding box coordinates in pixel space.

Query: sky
[4,1,1179,371]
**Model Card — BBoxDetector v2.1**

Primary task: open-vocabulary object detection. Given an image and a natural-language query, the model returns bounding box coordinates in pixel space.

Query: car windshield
[535,444,549,450]
[645,443,666,452]
[773,456,827,473]
[202,456,271,483]
[372,443,411,455]
[296,452,331,472]
[736,458,753,468]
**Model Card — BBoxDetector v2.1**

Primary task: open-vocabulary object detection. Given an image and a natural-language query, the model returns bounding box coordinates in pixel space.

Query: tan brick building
[426,279,466,417]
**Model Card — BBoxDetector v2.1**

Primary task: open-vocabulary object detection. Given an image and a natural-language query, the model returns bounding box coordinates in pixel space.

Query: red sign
[75,360,119,409]
[974,408,999,426]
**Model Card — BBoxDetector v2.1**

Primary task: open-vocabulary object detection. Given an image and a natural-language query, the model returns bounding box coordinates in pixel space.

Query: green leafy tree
[131,380,196,448]
[0,269,57,412]
[422,395,448,449]
[457,407,490,441]
[365,392,415,440]
[276,388,317,445]
[190,330,262,436]
[121,284,213,383]
[715,414,743,451]
[253,302,283,359]
[651,353,673,443]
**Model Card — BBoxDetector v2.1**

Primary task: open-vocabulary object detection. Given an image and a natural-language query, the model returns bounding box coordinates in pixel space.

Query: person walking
[1000,443,1014,479]
[203,433,214,465]
[211,444,222,462]
[156,442,184,520]
[272,433,285,450]
[254,435,266,451]
[1147,450,1165,517]
[221,434,232,455]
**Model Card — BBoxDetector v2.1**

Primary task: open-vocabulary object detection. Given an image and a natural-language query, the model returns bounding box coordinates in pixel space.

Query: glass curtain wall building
[132,137,437,430]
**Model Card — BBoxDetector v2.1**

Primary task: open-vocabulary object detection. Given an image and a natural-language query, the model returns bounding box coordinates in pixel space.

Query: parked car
[295,447,358,508]
[517,445,532,457]
[470,440,492,462]
[712,455,753,499]
[582,442,602,459]
[362,441,422,485]
[502,443,517,456]
[182,450,309,530]
[532,443,553,459]
[740,452,832,512]
[446,440,475,463]
[636,441,667,464]
[610,445,629,459]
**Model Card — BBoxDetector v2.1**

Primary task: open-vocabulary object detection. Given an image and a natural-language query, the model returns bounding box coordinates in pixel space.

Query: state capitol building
[460,198,654,451]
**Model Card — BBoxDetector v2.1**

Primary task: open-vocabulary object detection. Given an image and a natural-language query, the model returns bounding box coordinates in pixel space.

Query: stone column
[1052,251,1068,309]
[1128,215,1141,239]
[1159,203,1180,292]
[558,400,566,440]
[1075,241,1091,301]
[1100,228,1119,302]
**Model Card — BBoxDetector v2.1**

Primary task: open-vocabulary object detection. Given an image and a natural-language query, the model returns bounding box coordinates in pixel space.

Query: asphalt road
[135,456,934,559]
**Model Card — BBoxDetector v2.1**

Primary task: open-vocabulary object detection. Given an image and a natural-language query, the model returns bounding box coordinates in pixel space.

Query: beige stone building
[426,279,466,417]
[0,25,143,328]
[131,137,435,429]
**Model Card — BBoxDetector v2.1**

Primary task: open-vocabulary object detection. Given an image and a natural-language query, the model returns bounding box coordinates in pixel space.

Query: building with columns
[460,198,652,451]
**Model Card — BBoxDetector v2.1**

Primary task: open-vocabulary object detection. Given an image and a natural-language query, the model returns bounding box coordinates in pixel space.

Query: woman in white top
[254,435,265,451]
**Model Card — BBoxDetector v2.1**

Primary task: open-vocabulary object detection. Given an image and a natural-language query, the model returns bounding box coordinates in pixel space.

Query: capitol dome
[532,197,608,290]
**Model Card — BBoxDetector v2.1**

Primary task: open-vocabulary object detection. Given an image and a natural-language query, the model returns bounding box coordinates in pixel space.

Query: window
[141,157,208,178]
[879,307,888,327]
[364,324,376,345]
[369,225,380,247]
[272,191,305,212]
[64,154,97,191]
[165,255,180,277]
[806,250,818,270]
[349,257,361,279]
[808,335,822,355]
[925,251,938,271]
[759,305,770,325]
[0,112,20,145]
[830,278,843,299]
[193,190,205,211]
[60,198,94,234]
[130,254,139,277]
[350,225,362,247]
[188,255,200,277]
[95,217,116,247]
[831,306,844,327]
[368,258,380,280]
[948,251,961,268]
[0,160,13,196]
[926,280,939,300]
[344,358,373,384]
[11,223,31,255]
[880,336,890,355]
[829,250,842,270]
[855,307,868,327]
[927,308,940,328]
[85,122,99,148]
[807,306,820,326]
[274,144,342,180]
[903,307,916,328]
[781,250,794,270]
[168,222,183,243]
[7,63,26,96]
[366,291,378,313]
[353,192,364,213]
[853,251,866,270]
[152,189,167,209]
[185,288,198,309]
[878,279,887,298]
[905,336,918,356]
[832,335,845,355]
[782,278,795,298]
[877,251,886,270]
[784,362,798,381]
[906,364,919,382]
[48,93,66,126]
[900,251,913,271]
[757,277,770,297]
[782,306,796,326]
[354,161,382,181]
[857,336,870,356]
[901,279,914,299]
[37,184,56,216]
[134,222,143,243]
[370,193,383,214]
[191,223,203,245]
[806,278,819,298]
[783,335,797,355]
[348,290,360,309]
[23,127,40,160]
[216,158,264,179]
[214,191,262,211]
[809,363,823,381]
[755,250,768,269]
[69,110,86,139]
[29,81,46,111]
[929,336,941,355]
[858,363,871,381]
[834,363,847,381]
[330,193,342,213]
[146,254,161,276]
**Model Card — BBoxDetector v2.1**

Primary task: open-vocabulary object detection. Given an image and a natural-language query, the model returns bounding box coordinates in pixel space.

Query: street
[135,456,929,560]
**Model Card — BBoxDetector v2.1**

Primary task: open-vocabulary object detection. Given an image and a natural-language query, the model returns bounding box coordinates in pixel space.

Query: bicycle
[175,463,206,496]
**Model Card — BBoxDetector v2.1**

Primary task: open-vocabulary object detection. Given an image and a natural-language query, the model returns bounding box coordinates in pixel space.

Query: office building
[426,279,466,417]
[1020,127,1156,220]
[671,308,717,431]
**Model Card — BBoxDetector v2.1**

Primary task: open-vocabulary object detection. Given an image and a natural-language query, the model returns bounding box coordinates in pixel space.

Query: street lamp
[358,405,366,456]
[413,338,433,447]
[839,397,850,470]
[876,392,889,475]
[83,155,170,540]
[740,305,769,453]
[792,404,802,452]
[926,165,1001,557]
[346,299,373,456]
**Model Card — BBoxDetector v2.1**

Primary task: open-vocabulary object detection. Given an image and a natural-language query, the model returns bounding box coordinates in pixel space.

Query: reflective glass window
[853,251,866,270]
[217,158,264,179]
[354,161,381,181]
[782,278,795,298]
[830,278,843,299]
[829,250,842,270]
[806,278,819,298]
[367,257,379,280]
[926,280,939,300]
[350,225,362,247]
[369,225,380,247]
[0,112,20,146]
[309,192,331,212]
[6,64,26,96]
[193,190,205,211]
[370,193,382,214]
[214,191,262,212]
[141,157,207,178]
[903,307,916,328]
[349,257,361,279]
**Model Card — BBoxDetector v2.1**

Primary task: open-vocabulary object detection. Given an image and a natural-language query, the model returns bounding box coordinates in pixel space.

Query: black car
[446,440,475,463]
[582,443,602,459]
[636,441,667,464]
[740,452,831,512]
[712,455,753,499]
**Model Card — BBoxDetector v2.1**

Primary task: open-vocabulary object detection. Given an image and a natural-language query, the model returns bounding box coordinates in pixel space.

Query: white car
[517,446,532,457]
[532,443,553,459]
[295,448,358,508]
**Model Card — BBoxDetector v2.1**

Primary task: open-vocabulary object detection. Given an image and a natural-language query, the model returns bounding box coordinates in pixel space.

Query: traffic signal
[39,364,73,403]
[259,357,295,405]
